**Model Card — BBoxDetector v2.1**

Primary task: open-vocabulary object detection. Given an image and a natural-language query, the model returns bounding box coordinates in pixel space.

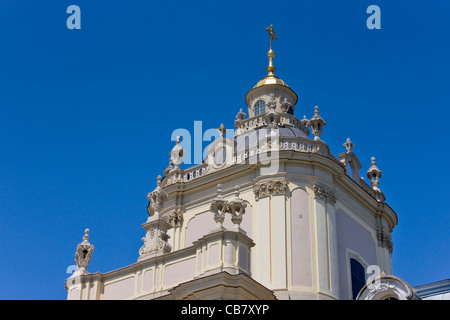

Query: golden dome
[253,74,290,89]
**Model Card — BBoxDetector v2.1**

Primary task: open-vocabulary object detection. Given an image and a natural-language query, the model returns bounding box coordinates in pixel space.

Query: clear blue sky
[0,0,449,299]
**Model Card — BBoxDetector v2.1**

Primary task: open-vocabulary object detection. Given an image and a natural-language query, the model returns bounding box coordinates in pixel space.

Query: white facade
[65,28,409,300]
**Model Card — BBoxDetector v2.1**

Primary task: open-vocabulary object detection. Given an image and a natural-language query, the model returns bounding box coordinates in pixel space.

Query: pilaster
[312,182,339,299]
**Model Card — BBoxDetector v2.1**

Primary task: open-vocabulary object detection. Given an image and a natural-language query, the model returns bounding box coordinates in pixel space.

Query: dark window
[350,258,365,300]
[287,106,294,115]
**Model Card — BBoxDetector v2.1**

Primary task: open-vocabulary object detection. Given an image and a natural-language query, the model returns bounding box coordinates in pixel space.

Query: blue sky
[0,0,449,299]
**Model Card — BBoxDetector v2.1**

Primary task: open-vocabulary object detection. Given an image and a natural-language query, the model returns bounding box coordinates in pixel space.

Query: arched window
[287,106,294,115]
[254,100,266,116]
[350,258,366,300]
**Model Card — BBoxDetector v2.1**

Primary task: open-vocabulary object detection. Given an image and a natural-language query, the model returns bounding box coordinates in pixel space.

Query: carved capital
[163,209,183,228]
[377,228,393,254]
[312,182,336,205]
[253,179,287,200]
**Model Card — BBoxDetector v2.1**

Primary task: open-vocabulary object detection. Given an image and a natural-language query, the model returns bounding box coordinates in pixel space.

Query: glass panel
[254,100,266,116]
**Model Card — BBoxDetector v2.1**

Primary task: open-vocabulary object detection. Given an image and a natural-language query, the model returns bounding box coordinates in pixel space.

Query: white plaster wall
[163,257,196,288]
[336,208,377,299]
[290,187,312,287]
[185,211,215,247]
[103,276,135,300]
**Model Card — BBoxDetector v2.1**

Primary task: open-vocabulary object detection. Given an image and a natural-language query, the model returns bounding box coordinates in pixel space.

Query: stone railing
[235,136,329,164]
[235,113,309,136]
[162,163,209,187]
[65,227,254,300]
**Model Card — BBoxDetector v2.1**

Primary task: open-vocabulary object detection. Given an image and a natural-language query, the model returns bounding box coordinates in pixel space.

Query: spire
[245,24,298,107]
[265,24,277,76]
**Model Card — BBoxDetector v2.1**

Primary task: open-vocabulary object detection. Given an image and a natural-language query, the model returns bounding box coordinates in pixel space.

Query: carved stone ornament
[266,97,280,130]
[377,228,393,254]
[253,179,287,200]
[147,175,168,216]
[227,186,247,230]
[343,137,354,153]
[357,275,420,300]
[139,219,172,257]
[74,229,94,273]
[312,182,336,205]
[366,282,397,300]
[210,184,247,232]
[163,209,183,228]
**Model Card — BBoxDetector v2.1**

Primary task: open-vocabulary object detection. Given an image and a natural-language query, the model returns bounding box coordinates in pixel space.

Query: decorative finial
[301,115,308,125]
[307,106,327,141]
[83,229,89,242]
[235,108,246,121]
[156,175,162,186]
[367,157,382,191]
[344,138,355,153]
[74,228,94,275]
[265,24,277,76]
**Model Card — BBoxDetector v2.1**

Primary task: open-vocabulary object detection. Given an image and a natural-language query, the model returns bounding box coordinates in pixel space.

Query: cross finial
[266,25,277,43]
[265,25,277,76]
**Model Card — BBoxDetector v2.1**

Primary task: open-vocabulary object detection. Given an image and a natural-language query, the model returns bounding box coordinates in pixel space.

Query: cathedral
[65,26,428,300]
